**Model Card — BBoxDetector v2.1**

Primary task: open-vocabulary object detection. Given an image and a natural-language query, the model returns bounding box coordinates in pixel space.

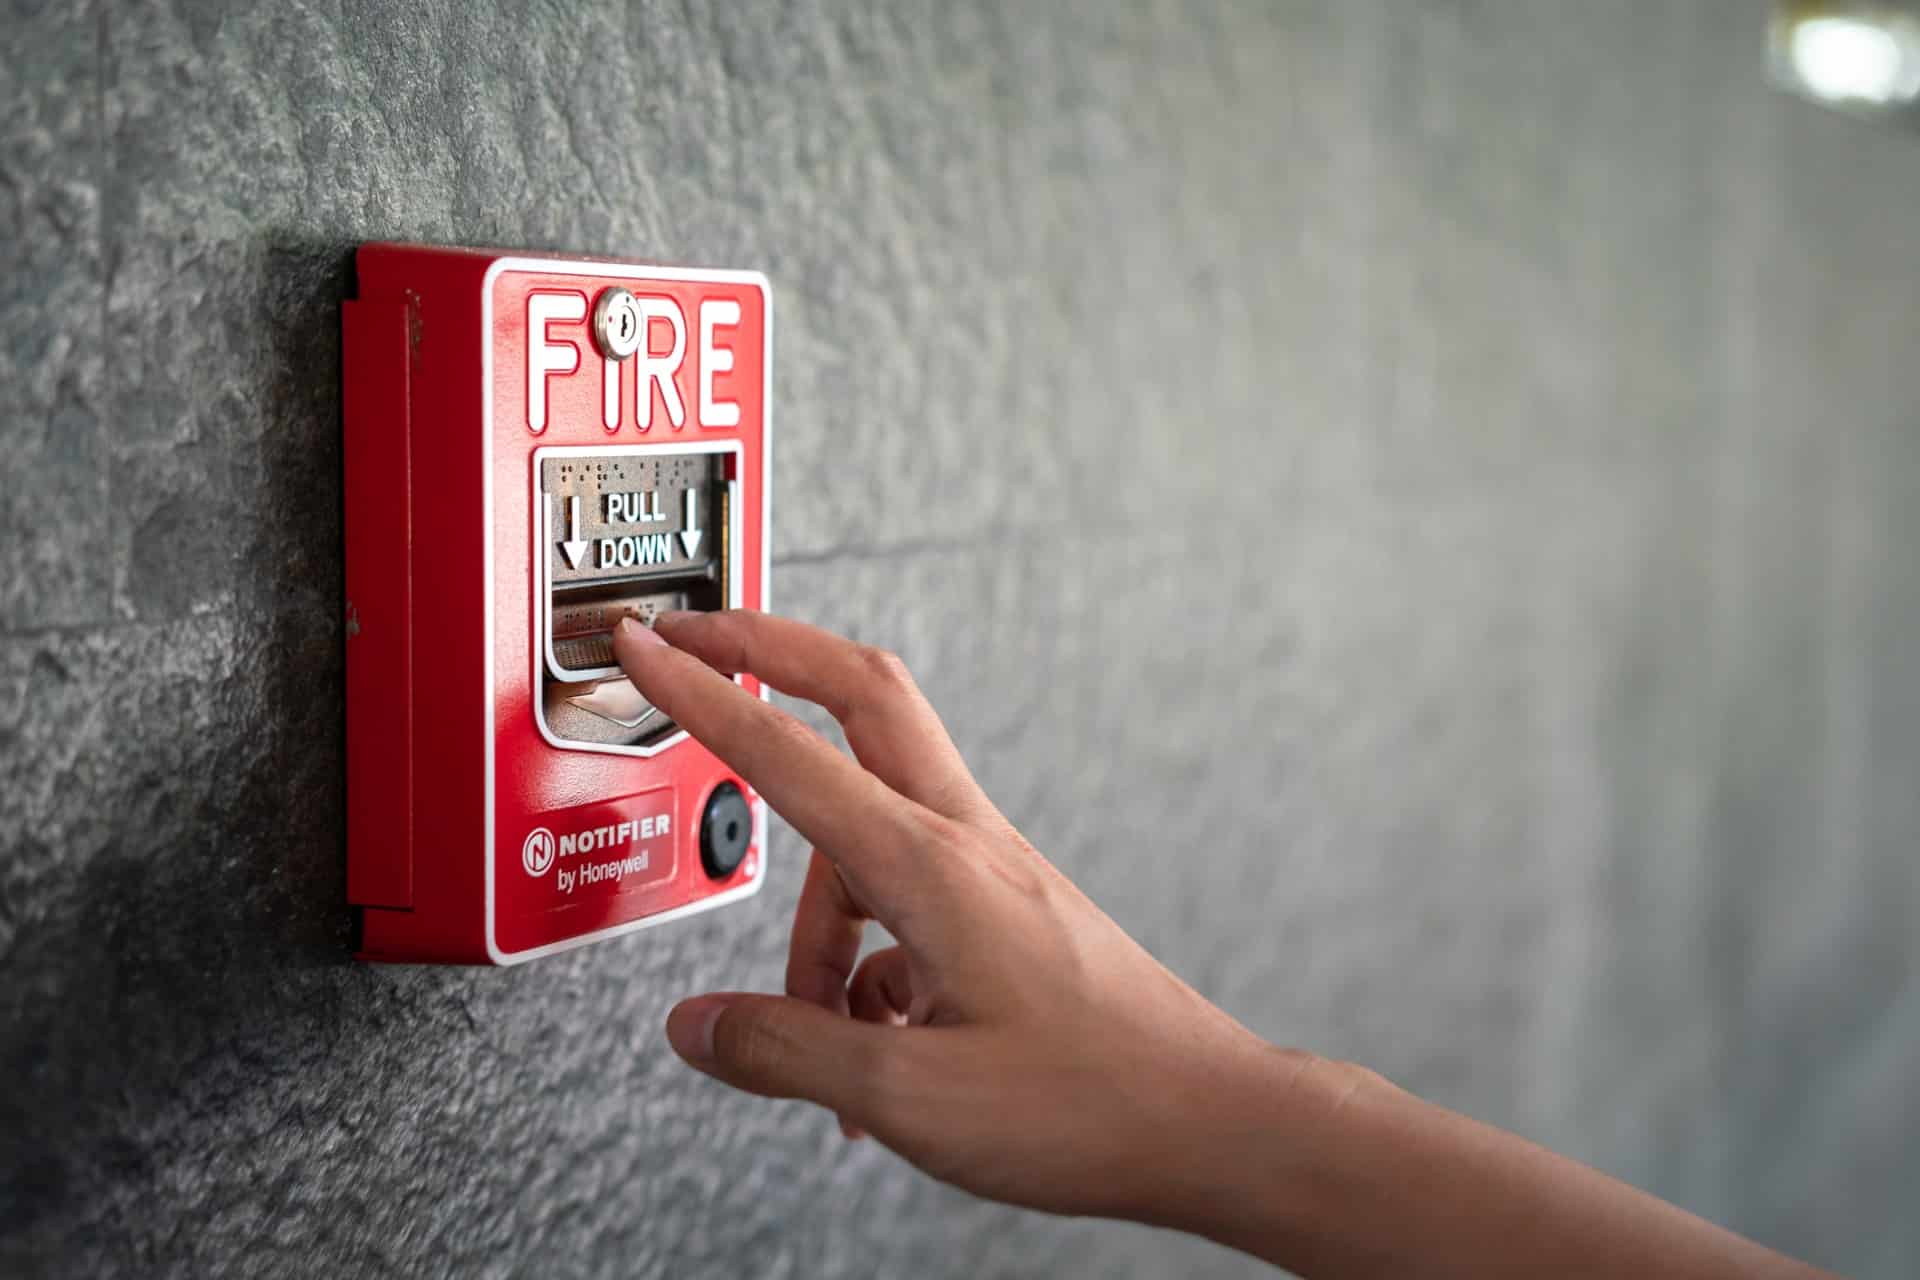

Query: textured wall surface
[4,2,1918,1276]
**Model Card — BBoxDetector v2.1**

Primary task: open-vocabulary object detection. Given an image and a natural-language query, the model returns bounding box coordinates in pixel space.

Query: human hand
[612,612,1841,1280]
[611,611,1313,1231]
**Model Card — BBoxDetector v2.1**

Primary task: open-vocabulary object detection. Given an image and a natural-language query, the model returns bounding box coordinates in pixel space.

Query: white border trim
[481,257,773,966]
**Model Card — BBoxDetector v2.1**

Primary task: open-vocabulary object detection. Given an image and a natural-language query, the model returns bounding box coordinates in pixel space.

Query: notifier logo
[522,827,557,877]
[519,811,677,896]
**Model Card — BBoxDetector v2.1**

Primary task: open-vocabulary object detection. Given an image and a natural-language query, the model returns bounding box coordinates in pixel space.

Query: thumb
[666,992,899,1125]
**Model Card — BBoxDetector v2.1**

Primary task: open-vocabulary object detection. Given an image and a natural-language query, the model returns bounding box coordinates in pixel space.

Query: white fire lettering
[526,291,587,434]
[528,287,748,435]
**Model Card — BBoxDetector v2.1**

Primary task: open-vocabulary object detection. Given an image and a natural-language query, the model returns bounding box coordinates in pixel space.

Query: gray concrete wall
[4,2,1916,1276]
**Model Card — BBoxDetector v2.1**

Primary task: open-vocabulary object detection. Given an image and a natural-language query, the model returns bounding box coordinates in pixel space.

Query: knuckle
[994,855,1050,899]
[728,612,771,668]
[721,695,794,758]
[848,952,891,1004]
[759,706,824,762]
[956,827,1052,898]
[856,645,916,692]
[699,611,750,664]
[934,818,996,865]
[880,809,965,877]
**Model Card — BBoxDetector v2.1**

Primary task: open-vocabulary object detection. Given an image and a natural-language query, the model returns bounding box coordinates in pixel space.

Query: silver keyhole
[593,287,643,361]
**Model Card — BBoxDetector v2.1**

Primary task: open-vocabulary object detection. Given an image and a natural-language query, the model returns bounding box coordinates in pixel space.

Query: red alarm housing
[343,244,772,964]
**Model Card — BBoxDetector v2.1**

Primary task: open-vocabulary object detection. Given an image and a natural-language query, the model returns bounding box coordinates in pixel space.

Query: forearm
[1183,1049,1834,1279]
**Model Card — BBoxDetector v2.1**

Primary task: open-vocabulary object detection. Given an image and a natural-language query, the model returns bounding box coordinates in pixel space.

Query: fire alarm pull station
[343,245,771,964]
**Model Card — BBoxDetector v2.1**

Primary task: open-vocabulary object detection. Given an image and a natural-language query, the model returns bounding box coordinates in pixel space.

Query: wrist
[1162,1041,1397,1268]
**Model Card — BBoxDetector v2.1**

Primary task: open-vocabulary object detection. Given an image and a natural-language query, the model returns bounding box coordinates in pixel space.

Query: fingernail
[666,997,725,1067]
[615,616,664,648]
[653,610,698,630]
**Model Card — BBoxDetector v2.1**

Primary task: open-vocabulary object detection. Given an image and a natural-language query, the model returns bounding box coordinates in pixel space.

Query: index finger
[654,610,994,823]
[611,618,933,920]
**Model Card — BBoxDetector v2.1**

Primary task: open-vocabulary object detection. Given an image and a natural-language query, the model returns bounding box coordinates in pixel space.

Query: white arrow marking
[679,488,703,559]
[560,495,590,569]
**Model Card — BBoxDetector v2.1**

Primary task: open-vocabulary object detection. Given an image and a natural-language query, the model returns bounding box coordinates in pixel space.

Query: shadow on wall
[0,233,376,1243]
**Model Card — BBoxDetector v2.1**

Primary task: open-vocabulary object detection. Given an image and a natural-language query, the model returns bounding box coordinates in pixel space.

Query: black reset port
[700,782,753,880]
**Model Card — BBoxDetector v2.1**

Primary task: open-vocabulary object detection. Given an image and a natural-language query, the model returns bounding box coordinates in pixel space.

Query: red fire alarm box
[343,244,772,964]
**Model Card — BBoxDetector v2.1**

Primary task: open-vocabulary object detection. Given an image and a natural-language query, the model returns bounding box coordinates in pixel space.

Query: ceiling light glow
[1773,5,1920,113]
[1792,16,1917,102]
